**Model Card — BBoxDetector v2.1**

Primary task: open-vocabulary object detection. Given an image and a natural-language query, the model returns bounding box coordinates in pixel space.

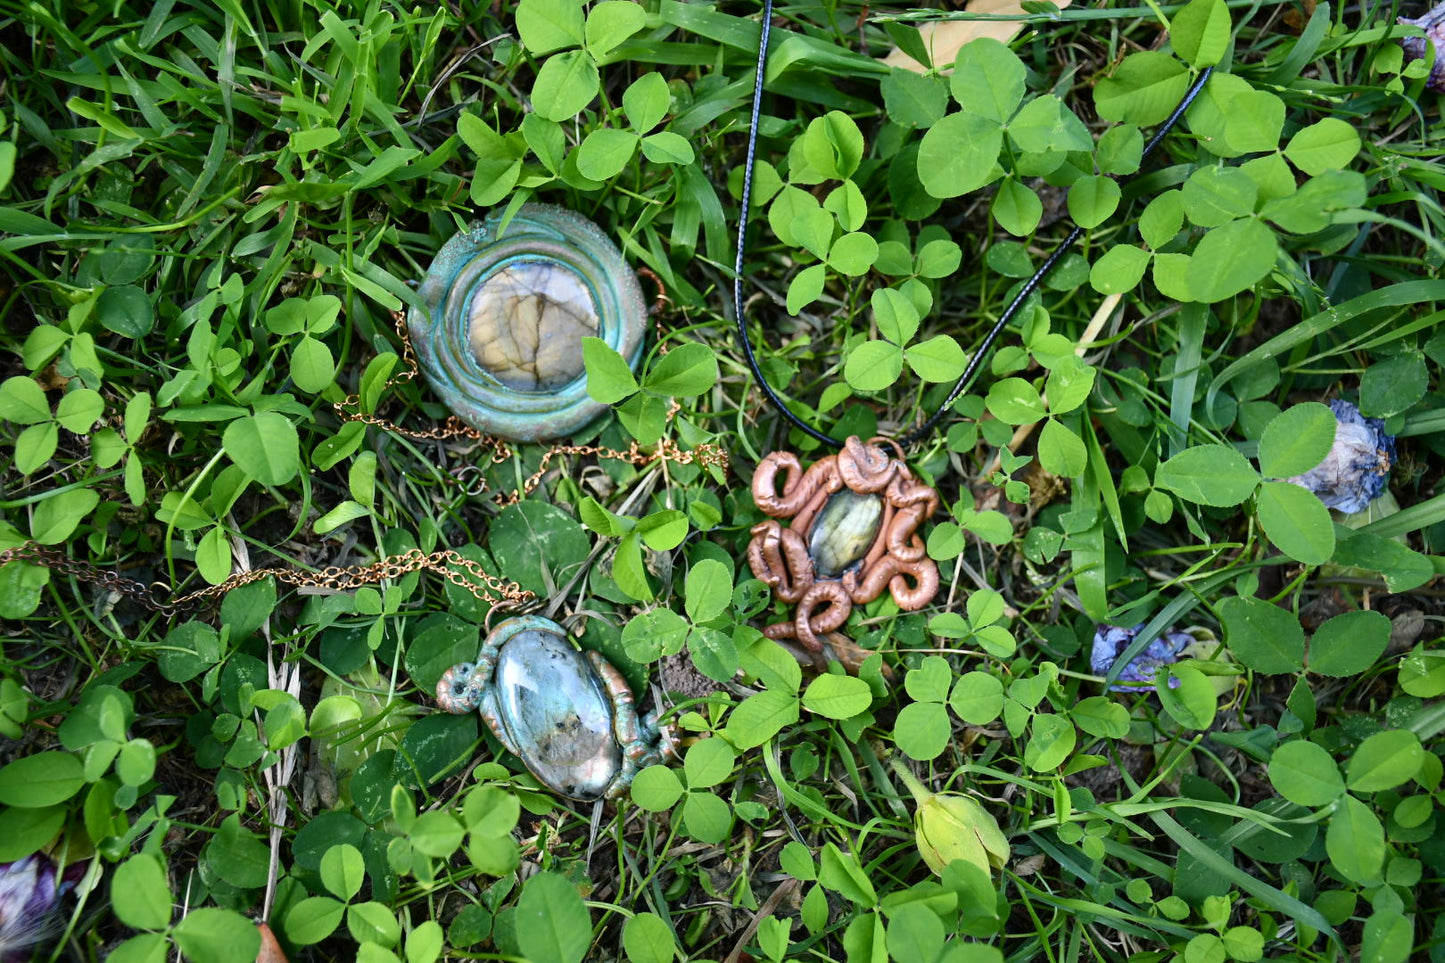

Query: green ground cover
[1,0,1444,960]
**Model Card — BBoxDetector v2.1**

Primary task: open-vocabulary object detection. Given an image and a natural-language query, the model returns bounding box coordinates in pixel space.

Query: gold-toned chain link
[494,425,731,507]
[335,312,729,503]
[6,292,728,620]
[0,542,533,619]
[331,313,490,443]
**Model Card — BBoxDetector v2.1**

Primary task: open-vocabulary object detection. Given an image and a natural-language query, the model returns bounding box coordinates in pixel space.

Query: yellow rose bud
[916,791,1010,877]
[892,757,1010,879]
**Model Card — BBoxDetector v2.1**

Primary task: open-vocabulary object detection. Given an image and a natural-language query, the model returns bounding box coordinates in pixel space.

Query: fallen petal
[1284,399,1395,514]
[1399,1,1445,92]
[1091,623,1195,690]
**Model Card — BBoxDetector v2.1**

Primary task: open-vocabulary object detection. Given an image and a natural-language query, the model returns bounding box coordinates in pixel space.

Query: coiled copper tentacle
[885,475,939,562]
[837,437,895,493]
[589,651,684,798]
[888,506,932,563]
[751,452,803,514]
[795,582,853,653]
[844,557,884,604]
[747,520,813,603]
[841,541,938,609]
[890,556,940,611]
[763,580,851,652]
[589,652,646,764]
[753,452,841,518]
[746,436,943,670]
[888,473,940,512]
[790,480,835,537]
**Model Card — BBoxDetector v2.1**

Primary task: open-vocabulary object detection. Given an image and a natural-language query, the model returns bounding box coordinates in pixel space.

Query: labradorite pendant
[409,204,647,442]
[435,615,679,800]
[746,437,940,660]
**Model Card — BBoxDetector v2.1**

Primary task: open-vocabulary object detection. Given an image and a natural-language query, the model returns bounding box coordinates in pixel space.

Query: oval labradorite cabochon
[409,204,647,441]
[468,261,596,392]
[809,489,884,579]
[491,626,622,800]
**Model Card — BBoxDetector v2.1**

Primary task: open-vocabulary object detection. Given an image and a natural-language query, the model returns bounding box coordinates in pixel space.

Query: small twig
[247,529,299,927]
[983,292,1123,478]
[722,876,801,963]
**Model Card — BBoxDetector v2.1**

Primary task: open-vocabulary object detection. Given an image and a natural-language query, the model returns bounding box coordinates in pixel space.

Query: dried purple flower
[0,854,80,963]
[1091,623,1195,690]
[1399,1,1445,92]
[1284,399,1396,515]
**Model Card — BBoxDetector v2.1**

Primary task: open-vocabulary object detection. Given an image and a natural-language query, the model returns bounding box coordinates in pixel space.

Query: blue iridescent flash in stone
[484,623,622,801]
[409,204,647,441]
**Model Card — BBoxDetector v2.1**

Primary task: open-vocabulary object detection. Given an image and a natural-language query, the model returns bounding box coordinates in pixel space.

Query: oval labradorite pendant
[409,204,647,441]
[487,625,622,800]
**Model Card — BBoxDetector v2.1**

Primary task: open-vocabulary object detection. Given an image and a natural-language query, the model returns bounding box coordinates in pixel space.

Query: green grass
[0,0,1443,961]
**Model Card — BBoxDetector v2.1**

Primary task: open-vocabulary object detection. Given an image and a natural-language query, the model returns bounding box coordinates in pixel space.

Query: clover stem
[888,755,934,808]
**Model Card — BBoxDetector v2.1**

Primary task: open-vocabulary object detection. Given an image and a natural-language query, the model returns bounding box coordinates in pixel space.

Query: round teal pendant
[409,204,647,441]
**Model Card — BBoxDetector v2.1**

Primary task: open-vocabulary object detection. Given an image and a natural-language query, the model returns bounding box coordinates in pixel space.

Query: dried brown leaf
[882,0,1074,73]
[255,922,289,963]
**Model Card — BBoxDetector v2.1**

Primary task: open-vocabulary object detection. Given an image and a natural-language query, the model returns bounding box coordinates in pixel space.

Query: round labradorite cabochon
[409,204,647,441]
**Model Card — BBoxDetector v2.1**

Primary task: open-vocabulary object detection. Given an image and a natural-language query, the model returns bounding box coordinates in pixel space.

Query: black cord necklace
[734,0,1213,449]
[735,0,1213,666]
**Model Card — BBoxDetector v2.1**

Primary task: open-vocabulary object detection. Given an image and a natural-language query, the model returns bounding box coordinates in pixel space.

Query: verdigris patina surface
[435,615,677,800]
[409,204,647,440]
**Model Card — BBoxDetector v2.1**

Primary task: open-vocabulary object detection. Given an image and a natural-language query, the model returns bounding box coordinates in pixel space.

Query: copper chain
[5,305,723,617]
[492,430,731,507]
[0,542,534,619]
[334,312,729,503]
[331,312,496,444]
[6,276,725,620]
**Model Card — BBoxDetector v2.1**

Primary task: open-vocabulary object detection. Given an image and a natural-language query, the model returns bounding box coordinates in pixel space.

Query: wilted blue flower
[1284,399,1396,514]
[0,854,80,963]
[1399,1,1445,92]
[1091,623,1195,690]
